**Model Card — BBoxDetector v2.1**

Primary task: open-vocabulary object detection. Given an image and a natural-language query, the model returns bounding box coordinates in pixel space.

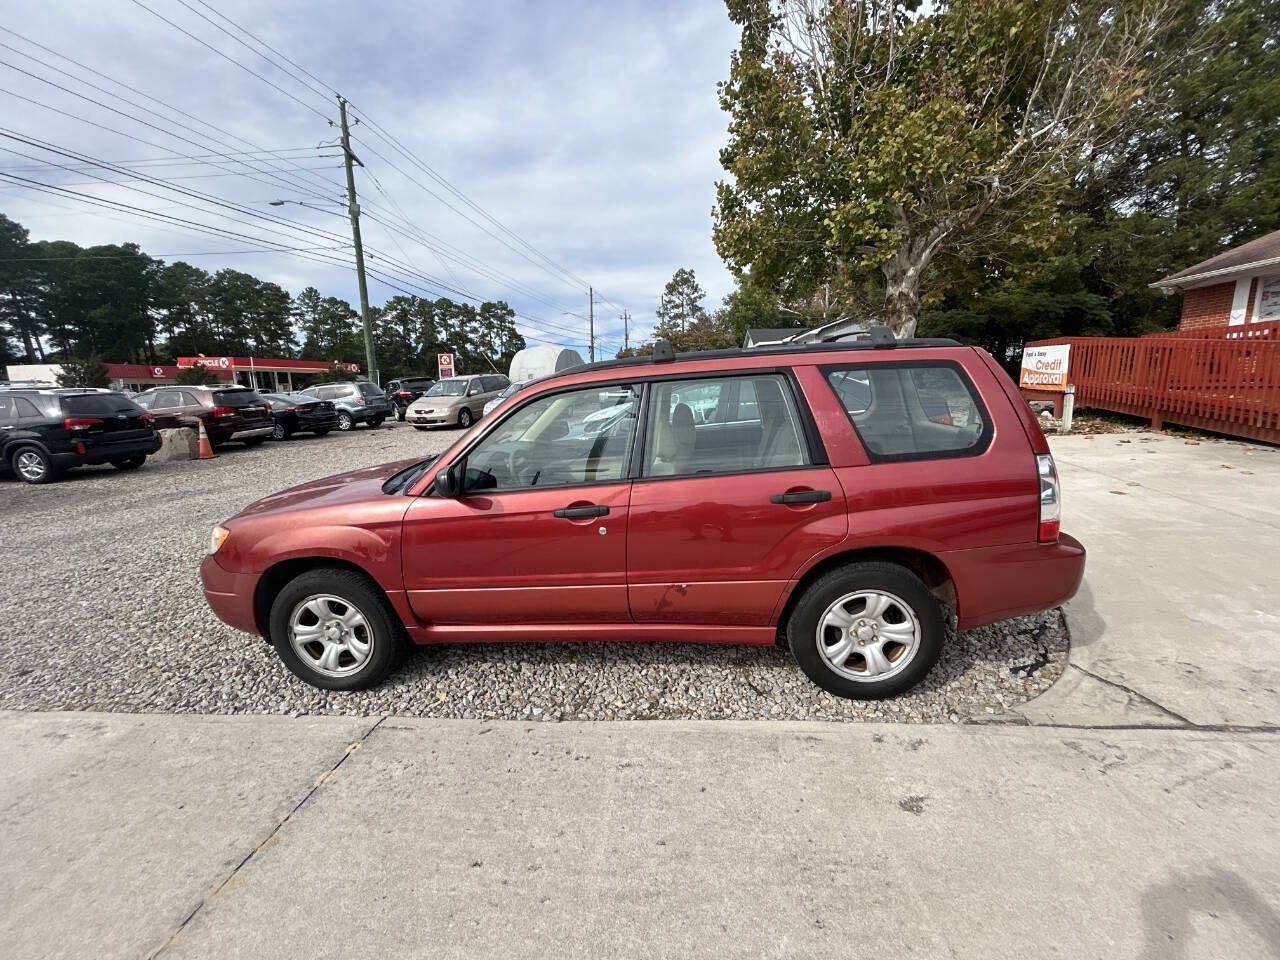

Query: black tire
[243,436,267,447]
[268,567,407,691]
[9,445,58,484]
[271,420,291,441]
[413,425,430,431]
[786,561,943,700]
[313,428,331,437]
[368,416,384,429]
[457,408,473,428]
[394,404,406,422]
[110,455,146,470]
[337,411,354,431]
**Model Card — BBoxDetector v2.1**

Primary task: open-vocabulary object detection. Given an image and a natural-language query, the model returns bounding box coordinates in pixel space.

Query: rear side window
[824,362,990,462]
[61,394,142,416]
[212,390,264,407]
[643,373,809,477]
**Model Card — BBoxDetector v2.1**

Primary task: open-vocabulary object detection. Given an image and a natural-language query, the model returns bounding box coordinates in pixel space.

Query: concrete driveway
[2,430,1277,959]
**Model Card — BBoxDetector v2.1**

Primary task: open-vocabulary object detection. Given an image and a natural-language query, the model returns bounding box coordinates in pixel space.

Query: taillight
[397,390,411,398]
[140,412,155,423]
[286,405,302,413]
[212,405,236,417]
[1037,453,1061,543]
[928,413,953,426]
[63,417,102,431]
[353,395,365,405]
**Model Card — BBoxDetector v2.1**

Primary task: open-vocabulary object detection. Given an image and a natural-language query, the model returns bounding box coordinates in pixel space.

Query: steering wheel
[507,447,534,485]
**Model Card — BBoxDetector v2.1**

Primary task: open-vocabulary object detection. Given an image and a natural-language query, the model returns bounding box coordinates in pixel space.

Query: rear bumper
[200,555,262,635]
[50,433,162,467]
[944,532,1086,629]
[231,426,272,441]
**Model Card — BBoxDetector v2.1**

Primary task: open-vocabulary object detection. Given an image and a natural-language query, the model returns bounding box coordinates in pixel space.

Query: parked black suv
[0,388,160,484]
[261,392,340,440]
[384,376,435,421]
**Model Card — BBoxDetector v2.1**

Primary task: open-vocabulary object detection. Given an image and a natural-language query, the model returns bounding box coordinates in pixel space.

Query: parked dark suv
[134,385,273,447]
[383,377,435,422]
[202,328,1085,698]
[262,392,339,440]
[1,388,160,484]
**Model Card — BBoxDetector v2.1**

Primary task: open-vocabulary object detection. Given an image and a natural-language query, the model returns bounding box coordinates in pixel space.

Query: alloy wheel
[14,450,47,482]
[816,590,921,682]
[288,594,374,677]
[272,421,286,440]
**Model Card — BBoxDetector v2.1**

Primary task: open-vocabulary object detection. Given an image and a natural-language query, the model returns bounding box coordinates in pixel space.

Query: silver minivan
[405,374,508,429]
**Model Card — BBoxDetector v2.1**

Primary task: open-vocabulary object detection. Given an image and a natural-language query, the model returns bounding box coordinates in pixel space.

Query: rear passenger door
[627,372,847,626]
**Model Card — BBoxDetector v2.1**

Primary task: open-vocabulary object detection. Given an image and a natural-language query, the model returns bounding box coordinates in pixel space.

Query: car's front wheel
[271,420,290,441]
[268,568,405,690]
[458,408,473,428]
[786,561,943,700]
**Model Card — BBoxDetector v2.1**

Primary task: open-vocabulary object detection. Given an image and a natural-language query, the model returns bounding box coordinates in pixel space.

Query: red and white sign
[438,353,455,378]
[193,356,231,370]
[1019,344,1071,392]
[332,361,360,374]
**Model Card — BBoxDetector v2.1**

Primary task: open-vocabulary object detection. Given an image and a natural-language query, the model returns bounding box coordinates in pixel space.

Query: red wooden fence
[1026,326,1280,444]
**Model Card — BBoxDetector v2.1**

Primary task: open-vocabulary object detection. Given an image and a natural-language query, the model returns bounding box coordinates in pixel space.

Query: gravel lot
[0,423,1068,722]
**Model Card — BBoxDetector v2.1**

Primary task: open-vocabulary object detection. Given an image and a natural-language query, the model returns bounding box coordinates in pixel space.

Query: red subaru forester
[202,332,1084,700]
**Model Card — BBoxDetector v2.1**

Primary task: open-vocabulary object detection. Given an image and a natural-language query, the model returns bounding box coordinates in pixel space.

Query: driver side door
[401,382,640,625]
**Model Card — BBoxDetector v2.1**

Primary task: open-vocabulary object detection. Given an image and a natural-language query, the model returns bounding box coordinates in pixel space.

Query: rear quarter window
[823,361,991,462]
[61,393,143,416]
[357,381,385,398]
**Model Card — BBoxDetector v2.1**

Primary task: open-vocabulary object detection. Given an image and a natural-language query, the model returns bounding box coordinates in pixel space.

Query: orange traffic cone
[196,418,216,460]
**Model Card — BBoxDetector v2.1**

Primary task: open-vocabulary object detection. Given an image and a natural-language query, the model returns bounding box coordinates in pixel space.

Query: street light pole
[337,95,377,384]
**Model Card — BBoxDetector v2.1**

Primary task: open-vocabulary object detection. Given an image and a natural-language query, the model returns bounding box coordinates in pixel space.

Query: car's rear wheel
[10,445,57,484]
[337,411,354,431]
[271,420,290,441]
[110,455,146,470]
[394,404,406,422]
[458,408,473,428]
[786,561,943,700]
[268,568,405,690]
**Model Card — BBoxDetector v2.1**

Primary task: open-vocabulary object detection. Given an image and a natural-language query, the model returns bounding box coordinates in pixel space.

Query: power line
[126,0,331,121]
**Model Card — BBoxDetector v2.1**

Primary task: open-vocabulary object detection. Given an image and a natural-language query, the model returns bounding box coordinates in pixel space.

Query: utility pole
[337,95,377,384]
[588,286,595,363]
[621,310,630,352]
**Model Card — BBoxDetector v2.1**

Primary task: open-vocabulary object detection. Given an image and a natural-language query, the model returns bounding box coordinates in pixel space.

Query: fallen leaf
[1109,490,1128,496]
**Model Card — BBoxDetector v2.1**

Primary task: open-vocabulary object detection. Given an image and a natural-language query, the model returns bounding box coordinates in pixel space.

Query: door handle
[770,489,831,505]
[554,504,610,519]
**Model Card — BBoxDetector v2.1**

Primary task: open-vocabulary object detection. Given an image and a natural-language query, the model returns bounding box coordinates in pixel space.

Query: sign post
[437,352,455,379]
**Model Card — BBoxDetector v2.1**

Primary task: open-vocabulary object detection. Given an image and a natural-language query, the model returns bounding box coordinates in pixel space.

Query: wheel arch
[774,546,957,643]
[253,556,390,641]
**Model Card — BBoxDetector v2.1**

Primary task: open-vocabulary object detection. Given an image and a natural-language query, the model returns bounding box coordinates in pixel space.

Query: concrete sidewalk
[1017,433,1280,728]
[2,710,1278,960]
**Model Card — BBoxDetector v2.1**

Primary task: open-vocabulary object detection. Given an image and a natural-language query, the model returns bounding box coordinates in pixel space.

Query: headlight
[208,524,230,555]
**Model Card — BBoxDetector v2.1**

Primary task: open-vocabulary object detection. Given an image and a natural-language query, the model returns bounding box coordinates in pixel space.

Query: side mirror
[468,385,481,396]
[434,459,466,497]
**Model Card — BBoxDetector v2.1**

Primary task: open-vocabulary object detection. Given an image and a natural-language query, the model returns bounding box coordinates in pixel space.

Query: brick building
[1153,228,1280,330]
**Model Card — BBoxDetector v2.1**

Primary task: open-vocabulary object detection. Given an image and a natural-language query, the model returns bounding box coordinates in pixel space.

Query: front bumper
[200,554,262,635]
[406,408,456,426]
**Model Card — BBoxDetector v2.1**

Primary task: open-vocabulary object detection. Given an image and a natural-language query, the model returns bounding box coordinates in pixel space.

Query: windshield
[498,381,526,400]
[426,379,467,397]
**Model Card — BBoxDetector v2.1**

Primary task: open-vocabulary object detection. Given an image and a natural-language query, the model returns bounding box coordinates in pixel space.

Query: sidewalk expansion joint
[144,715,387,960]
[1068,663,1196,726]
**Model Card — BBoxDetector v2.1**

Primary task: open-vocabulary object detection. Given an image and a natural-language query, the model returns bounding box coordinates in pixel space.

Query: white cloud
[0,0,740,358]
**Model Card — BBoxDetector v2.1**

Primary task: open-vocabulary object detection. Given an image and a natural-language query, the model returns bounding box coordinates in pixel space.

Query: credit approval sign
[1019,344,1070,392]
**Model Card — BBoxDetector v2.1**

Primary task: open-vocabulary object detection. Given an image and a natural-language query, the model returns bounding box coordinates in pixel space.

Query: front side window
[461,384,640,491]
[825,362,989,461]
[643,373,809,477]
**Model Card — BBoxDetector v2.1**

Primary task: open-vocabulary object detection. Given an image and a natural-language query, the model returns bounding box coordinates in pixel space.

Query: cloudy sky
[0,0,742,359]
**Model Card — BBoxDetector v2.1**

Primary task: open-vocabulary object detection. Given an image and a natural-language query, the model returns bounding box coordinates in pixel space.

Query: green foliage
[175,364,219,386]
[56,353,111,389]
[714,0,1172,336]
